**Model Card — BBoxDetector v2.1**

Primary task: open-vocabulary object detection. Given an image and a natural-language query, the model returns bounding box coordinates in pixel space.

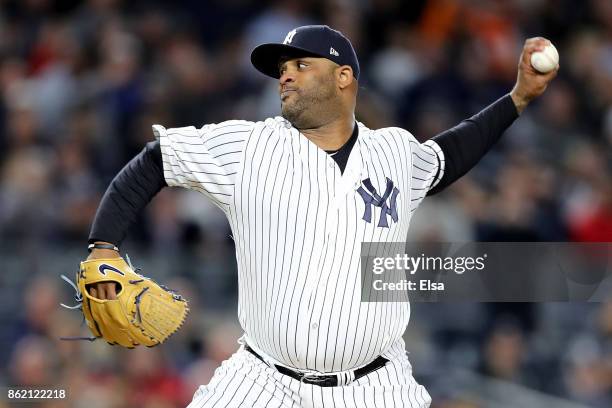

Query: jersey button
[311,323,319,330]
[328,162,334,168]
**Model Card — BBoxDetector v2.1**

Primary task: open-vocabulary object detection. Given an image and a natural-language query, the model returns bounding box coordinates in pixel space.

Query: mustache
[280,84,299,92]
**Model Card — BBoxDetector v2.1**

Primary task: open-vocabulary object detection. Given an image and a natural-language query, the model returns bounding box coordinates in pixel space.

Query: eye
[298,62,308,69]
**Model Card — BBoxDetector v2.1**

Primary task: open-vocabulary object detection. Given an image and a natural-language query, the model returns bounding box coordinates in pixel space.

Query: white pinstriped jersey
[153,116,444,373]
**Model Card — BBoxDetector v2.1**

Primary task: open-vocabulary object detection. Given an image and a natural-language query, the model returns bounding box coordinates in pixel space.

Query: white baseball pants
[186,341,431,408]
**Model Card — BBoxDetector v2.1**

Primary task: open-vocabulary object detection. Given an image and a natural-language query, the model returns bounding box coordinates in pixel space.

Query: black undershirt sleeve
[427,94,519,195]
[88,140,167,246]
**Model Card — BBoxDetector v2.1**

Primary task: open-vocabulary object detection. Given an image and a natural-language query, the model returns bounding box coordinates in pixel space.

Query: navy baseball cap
[251,25,360,80]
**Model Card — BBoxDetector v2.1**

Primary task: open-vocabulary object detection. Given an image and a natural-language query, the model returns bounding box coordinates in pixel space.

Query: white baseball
[530,43,559,73]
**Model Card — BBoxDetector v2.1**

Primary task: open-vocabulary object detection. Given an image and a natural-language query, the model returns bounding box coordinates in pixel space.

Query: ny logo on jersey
[357,177,400,228]
[283,29,297,44]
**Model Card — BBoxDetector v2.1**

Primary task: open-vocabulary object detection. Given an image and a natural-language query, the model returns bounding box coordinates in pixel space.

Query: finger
[543,65,560,80]
[521,42,548,66]
[532,60,560,80]
[97,284,107,299]
[525,37,550,48]
[106,282,117,300]
[550,62,560,74]
[520,37,553,66]
[89,286,97,298]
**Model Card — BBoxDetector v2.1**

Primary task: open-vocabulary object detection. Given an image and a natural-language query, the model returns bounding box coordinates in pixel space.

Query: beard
[281,94,312,129]
[281,77,338,129]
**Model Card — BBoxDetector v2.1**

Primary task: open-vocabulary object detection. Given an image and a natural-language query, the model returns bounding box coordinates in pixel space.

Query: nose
[279,69,295,86]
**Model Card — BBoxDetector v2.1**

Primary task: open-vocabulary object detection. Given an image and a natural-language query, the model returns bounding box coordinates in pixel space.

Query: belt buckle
[300,373,336,387]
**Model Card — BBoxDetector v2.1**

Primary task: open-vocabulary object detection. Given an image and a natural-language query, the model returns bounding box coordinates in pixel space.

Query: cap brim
[251,43,323,79]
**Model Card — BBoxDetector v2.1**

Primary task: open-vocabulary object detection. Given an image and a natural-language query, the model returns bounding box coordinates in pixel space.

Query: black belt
[244,344,389,387]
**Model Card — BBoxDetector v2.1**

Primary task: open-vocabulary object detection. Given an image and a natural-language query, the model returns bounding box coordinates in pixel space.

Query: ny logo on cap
[357,177,400,228]
[283,29,297,44]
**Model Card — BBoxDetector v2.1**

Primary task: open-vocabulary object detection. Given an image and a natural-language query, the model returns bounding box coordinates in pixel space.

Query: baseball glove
[61,256,188,348]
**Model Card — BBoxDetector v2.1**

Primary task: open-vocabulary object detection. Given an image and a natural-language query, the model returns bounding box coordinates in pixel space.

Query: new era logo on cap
[251,25,360,80]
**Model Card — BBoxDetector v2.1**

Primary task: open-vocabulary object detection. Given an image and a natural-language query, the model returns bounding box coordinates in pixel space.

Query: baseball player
[85,25,557,407]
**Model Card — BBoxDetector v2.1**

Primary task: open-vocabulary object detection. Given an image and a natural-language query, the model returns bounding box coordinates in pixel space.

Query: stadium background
[0,0,610,406]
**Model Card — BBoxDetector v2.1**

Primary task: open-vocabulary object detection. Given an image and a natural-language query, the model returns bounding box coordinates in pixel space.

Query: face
[278,57,341,129]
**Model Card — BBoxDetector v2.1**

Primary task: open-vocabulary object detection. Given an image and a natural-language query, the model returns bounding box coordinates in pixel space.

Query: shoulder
[368,125,416,140]
[152,120,259,142]
[199,119,258,139]
[359,123,419,147]
[262,116,294,133]
[203,117,291,137]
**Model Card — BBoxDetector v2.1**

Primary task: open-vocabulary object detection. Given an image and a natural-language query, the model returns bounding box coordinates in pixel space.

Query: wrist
[88,242,119,253]
[510,89,529,115]
[87,241,120,260]
[87,248,121,260]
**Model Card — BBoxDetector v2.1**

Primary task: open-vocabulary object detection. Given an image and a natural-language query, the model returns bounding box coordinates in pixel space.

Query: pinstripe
[236,127,258,340]
[340,386,348,408]
[267,138,290,361]
[209,139,245,150]
[294,377,302,408]
[284,135,306,367]
[244,128,266,347]
[389,358,407,407]
[162,161,237,175]
[271,143,297,366]
[264,391,278,408]
[417,385,426,407]
[171,146,216,155]
[205,129,249,143]
[373,371,386,408]
[329,386,337,408]
[253,132,276,351]
[212,150,242,158]
[420,386,429,407]
[382,364,399,407]
[304,148,325,369]
[304,150,328,370]
[407,380,416,407]
[164,157,240,166]
[356,386,366,408]
[198,364,242,407]
[344,195,365,368]
[208,371,248,407]
[249,385,268,407]
[412,152,436,166]
[263,138,284,355]
[219,366,256,407]
[326,204,355,370]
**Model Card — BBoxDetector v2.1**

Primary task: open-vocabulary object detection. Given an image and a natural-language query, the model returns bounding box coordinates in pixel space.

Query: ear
[336,65,355,89]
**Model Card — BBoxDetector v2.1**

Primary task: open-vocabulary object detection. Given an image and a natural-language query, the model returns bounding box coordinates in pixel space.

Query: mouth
[280,88,298,100]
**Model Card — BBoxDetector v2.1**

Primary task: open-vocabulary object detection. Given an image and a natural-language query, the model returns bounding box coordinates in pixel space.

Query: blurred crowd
[0,0,611,407]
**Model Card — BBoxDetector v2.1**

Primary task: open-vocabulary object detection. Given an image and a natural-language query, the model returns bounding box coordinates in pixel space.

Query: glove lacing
[59,272,96,342]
